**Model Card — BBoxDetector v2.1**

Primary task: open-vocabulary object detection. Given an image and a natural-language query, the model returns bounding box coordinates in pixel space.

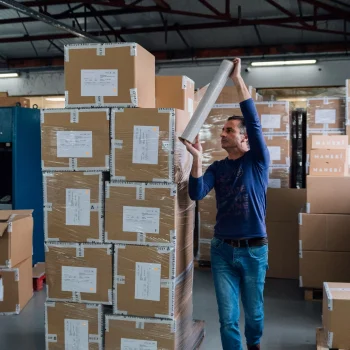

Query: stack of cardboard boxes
[318,282,350,349]
[197,87,294,266]
[0,210,34,315]
[42,42,204,349]
[306,97,346,174]
[299,135,350,289]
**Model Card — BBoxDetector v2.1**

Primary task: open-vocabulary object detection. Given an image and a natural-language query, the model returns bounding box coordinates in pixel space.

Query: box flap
[0,222,8,237]
[0,211,13,221]
[0,210,33,221]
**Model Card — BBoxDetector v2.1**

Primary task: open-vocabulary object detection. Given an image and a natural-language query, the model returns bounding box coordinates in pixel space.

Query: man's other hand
[182,135,203,159]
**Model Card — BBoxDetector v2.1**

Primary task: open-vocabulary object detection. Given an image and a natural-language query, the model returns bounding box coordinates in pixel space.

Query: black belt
[220,237,268,248]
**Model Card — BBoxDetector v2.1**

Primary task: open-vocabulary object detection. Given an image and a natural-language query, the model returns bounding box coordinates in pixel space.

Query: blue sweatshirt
[189,98,269,239]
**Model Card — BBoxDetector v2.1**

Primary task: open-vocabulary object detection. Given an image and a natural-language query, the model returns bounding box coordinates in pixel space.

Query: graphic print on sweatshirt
[215,158,249,220]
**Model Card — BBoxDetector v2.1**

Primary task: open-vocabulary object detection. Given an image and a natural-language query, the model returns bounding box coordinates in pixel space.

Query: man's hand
[230,58,242,83]
[182,135,202,159]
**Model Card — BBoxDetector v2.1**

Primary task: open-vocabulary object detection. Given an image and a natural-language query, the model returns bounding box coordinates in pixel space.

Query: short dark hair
[227,115,246,135]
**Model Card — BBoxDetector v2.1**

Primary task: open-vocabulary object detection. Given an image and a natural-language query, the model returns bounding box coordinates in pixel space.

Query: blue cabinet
[0,107,44,264]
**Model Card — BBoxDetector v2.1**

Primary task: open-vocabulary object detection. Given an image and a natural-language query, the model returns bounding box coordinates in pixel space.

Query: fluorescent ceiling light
[251,60,317,67]
[0,73,19,78]
[45,97,65,102]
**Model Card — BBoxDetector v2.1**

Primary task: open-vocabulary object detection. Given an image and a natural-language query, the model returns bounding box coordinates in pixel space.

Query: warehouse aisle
[0,270,321,350]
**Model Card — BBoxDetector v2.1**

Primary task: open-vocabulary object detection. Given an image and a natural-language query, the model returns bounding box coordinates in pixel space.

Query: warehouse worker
[183,58,269,350]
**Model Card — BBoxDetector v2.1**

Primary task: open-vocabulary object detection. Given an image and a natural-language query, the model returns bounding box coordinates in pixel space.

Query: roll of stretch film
[180,60,234,143]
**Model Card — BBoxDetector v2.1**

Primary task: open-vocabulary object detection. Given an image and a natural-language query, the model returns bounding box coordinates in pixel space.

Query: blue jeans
[211,237,268,350]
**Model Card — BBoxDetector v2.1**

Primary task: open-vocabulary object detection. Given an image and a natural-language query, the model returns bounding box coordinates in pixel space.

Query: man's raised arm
[231,58,270,166]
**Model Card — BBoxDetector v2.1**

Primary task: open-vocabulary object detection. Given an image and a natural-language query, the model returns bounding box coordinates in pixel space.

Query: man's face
[220,119,248,151]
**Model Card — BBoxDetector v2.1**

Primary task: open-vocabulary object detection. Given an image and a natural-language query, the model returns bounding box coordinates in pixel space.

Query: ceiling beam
[300,0,350,21]
[198,0,223,17]
[0,14,348,44]
[152,0,170,9]
[0,0,106,42]
[0,8,343,27]
[265,0,312,29]
[6,41,350,69]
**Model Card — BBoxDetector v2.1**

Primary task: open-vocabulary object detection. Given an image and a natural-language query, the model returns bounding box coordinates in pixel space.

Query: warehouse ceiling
[0,0,349,68]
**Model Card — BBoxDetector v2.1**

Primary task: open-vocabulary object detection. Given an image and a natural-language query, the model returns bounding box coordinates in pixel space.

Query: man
[183,58,269,350]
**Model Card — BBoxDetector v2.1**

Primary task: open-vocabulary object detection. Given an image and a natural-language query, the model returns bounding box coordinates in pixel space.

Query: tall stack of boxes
[0,210,34,315]
[197,86,294,266]
[42,42,204,349]
[306,97,346,174]
[299,135,350,289]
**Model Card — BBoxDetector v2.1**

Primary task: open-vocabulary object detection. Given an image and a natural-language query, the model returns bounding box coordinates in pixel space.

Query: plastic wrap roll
[180,59,234,143]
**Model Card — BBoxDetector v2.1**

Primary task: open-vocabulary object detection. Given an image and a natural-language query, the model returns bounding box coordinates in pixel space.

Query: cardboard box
[307,176,350,214]
[45,301,103,350]
[0,257,33,315]
[265,134,290,166]
[306,131,346,173]
[0,97,30,108]
[43,172,104,243]
[65,43,155,108]
[155,76,195,117]
[266,189,306,222]
[299,251,350,288]
[105,315,205,350]
[110,108,191,183]
[307,98,345,130]
[214,85,257,104]
[0,210,33,268]
[268,166,290,188]
[309,159,348,176]
[45,243,113,304]
[323,282,350,349]
[255,101,290,134]
[311,135,348,149]
[310,148,347,162]
[105,181,194,246]
[266,222,299,279]
[198,192,216,240]
[41,108,110,171]
[299,213,350,252]
[113,245,193,319]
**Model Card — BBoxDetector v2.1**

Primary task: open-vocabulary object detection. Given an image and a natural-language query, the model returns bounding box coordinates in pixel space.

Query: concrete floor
[0,269,322,350]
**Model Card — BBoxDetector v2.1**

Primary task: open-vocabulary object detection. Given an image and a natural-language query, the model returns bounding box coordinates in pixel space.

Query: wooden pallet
[304,288,323,302]
[316,328,344,350]
[194,260,211,269]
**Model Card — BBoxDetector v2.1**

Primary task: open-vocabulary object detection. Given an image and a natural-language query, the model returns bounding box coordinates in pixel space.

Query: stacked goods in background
[41,107,113,349]
[0,210,34,314]
[306,97,346,174]
[318,282,350,349]
[197,85,291,262]
[265,189,306,279]
[299,135,350,289]
[42,42,205,349]
[107,93,205,347]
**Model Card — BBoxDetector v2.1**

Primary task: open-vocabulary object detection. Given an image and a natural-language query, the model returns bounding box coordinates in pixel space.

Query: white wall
[0,58,349,96]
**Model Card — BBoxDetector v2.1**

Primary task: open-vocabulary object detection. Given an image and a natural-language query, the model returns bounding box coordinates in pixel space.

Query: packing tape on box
[212,103,240,109]
[299,276,303,288]
[64,43,137,62]
[327,332,333,348]
[298,242,303,258]
[113,244,128,315]
[182,76,195,89]
[181,60,234,143]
